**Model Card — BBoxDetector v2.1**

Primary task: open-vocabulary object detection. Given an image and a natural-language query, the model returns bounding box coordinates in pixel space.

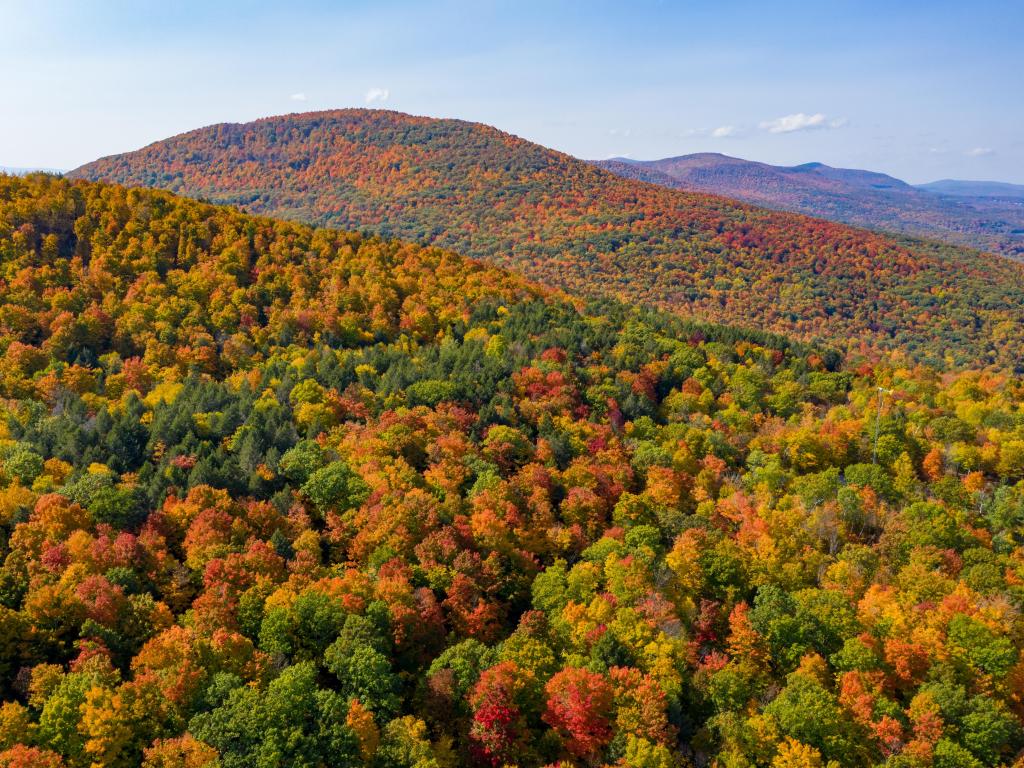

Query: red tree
[543,668,614,760]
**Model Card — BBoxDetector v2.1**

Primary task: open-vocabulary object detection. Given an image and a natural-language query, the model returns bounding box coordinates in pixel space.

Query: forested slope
[70,109,1024,370]
[2,174,1024,767]
[594,154,1024,260]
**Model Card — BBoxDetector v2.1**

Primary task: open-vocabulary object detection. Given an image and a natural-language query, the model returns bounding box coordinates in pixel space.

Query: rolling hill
[595,153,1024,259]
[70,109,1024,369]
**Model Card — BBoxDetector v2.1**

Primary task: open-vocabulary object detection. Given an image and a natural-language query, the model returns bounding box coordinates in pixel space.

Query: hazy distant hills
[0,165,64,175]
[916,179,1024,199]
[69,109,1024,367]
[594,154,1024,259]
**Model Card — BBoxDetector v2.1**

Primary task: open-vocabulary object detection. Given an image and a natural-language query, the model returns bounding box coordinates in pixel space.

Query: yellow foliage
[42,458,73,485]
[27,665,64,709]
[771,737,823,768]
[618,735,683,768]
[0,701,33,750]
[795,653,828,685]
[0,485,35,527]
[81,684,132,768]
[144,381,183,408]
[347,699,380,761]
[142,735,221,768]
[640,635,685,696]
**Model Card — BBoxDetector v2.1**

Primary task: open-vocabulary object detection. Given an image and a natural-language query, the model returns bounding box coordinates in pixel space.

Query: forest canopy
[1,174,1024,767]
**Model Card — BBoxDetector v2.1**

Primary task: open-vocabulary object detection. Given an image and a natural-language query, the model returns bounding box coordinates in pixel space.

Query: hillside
[595,153,1024,260]
[3,173,1024,768]
[69,109,1024,370]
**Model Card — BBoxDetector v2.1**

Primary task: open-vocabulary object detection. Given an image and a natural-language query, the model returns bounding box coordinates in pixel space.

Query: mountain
[3,173,1024,768]
[917,178,1024,199]
[70,109,1024,369]
[595,153,1024,260]
[600,153,914,195]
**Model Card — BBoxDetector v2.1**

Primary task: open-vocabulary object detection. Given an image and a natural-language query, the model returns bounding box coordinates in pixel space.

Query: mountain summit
[71,109,1024,368]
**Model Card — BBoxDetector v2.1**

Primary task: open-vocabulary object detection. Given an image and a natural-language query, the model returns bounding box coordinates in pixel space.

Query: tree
[771,737,823,768]
[277,440,325,486]
[37,671,98,764]
[543,668,614,760]
[327,644,401,720]
[188,662,358,768]
[468,662,529,767]
[764,670,866,766]
[142,735,221,768]
[0,745,66,768]
[258,589,348,661]
[301,461,368,513]
[375,715,451,768]
[947,614,1016,680]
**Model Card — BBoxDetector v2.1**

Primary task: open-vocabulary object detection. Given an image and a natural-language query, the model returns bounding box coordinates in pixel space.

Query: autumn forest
[0,148,1022,768]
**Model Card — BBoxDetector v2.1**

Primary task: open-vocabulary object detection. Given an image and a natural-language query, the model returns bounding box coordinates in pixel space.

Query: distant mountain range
[68,109,1024,367]
[0,165,64,175]
[594,154,1024,259]
[916,179,1024,199]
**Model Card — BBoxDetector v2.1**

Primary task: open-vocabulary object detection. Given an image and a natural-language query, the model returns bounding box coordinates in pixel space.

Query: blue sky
[2,0,1022,183]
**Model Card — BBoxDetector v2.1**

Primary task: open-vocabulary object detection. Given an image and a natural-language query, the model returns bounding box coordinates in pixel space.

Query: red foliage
[543,668,614,759]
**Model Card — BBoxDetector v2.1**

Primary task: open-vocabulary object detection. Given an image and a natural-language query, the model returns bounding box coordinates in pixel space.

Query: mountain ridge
[70,108,1024,369]
[916,178,1024,199]
[593,152,1024,258]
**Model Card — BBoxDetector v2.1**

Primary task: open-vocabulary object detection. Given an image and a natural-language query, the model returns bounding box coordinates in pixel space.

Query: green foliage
[301,461,368,513]
[277,440,325,486]
[258,590,348,661]
[1,444,43,485]
[764,672,863,764]
[189,662,359,768]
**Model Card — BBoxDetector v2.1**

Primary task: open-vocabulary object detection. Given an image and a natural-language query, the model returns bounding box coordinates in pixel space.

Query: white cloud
[711,125,738,138]
[760,112,845,134]
[965,147,994,157]
[365,87,390,104]
[290,92,307,102]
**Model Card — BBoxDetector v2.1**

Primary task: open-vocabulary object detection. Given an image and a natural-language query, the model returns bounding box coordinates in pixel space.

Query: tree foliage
[1,174,1023,766]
